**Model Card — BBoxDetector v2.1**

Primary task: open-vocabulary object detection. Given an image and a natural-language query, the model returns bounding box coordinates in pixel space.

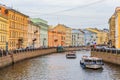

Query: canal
[0,51,120,80]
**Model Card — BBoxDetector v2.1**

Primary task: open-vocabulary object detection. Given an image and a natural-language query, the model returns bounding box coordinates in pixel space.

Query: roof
[79,29,84,33]
[83,29,97,34]
[7,8,29,17]
[72,29,84,34]
[31,18,48,24]
[57,24,71,28]
[29,20,41,28]
[115,7,120,12]
[86,28,101,33]
[0,4,29,17]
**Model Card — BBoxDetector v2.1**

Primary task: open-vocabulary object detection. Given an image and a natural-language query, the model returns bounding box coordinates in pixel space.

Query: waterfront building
[65,27,72,46]
[100,30,109,45]
[48,26,63,47]
[83,30,97,46]
[54,24,72,46]
[86,28,100,45]
[72,29,84,46]
[0,5,8,50]
[115,7,120,48]
[31,18,48,48]
[109,15,115,47]
[109,7,120,48]
[28,21,40,48]
[5,7,29,50]
[86,28,108,45]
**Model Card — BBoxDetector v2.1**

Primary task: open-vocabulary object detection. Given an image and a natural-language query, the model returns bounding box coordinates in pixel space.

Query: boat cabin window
[97,60,102,62]
[84,59,103,64]
[96,60,102,63]
[84,60,92,62]
[93,60,96,64]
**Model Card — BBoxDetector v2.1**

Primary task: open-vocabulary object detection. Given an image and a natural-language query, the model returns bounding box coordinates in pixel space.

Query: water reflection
[0,51,119,80]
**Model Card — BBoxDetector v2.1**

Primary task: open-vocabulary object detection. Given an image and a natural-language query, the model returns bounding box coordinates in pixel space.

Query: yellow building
[115,7,120,48]
[109,7,120,48]
[100,30,109,44]
[0,11,8,50]
[54,24,72,46]
[6,8,29,50]
[65,27,72,46]
[86,28,108,45]
[109,15,115,47]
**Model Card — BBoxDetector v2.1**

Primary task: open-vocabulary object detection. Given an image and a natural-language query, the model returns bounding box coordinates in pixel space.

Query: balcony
[54,39,58,42]
[34,30,38,34]
[33,38,37,41]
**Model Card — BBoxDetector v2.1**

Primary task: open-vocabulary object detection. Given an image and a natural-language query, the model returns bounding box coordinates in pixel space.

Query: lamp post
[43,38,46,48]
[33,30,38,48]
[6,42,8,55]
[109,40,112,48]
[33,38,36,48]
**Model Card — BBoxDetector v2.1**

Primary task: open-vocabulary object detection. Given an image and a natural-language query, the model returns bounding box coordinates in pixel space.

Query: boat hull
[85,64,103,69]
[66,54,76,59]
[66,56,76,59]
[80,61,103,69]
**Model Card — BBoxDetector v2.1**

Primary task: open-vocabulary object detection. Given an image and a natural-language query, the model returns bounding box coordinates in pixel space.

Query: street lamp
[108,40,112,48]
[18,37,23,48]
[6,42,8,55]
[43,38,46,48]
[33,38,36,48]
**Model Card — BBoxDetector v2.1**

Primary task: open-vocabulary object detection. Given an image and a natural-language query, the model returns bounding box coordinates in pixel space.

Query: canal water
[0,51,120,80]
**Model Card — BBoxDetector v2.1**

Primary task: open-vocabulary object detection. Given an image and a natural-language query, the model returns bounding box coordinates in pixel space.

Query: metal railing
[0,46,87,57]
[91,48,120,54]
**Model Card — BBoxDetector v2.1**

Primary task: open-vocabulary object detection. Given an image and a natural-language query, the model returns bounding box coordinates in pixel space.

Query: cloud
[1,0,120,29]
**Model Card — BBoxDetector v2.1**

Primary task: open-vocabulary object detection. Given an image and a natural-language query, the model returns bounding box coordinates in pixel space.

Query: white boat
[66,52,76,59]
[80,56,104,69]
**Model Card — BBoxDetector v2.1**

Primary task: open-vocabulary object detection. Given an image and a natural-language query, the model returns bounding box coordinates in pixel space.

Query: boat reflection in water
[80,56,104,69]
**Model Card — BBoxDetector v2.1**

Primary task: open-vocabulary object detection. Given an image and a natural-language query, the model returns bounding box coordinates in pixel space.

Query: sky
[0,0,120,29]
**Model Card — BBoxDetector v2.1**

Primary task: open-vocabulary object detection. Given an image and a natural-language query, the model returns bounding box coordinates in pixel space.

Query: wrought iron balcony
[33,38,37,41]
[34,30,38,34]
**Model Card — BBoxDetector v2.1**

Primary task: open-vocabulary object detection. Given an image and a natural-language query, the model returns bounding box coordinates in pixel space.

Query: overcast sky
[1,0,120,29]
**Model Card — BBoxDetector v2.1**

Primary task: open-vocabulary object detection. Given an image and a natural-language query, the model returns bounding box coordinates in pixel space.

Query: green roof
[31,18,47,24]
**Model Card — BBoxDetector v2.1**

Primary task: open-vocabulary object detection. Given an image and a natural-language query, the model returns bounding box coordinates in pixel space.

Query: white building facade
[83,30,97,46]
[31,18,49,48]
[72,29,84,46]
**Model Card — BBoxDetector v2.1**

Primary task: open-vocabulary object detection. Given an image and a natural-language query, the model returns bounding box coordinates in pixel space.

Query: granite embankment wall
[91,49,120,65]
[0,47,83,68]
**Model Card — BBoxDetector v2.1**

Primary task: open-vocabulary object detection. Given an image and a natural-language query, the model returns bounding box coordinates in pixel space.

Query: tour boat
[66,52,76,59]
[80,56,104,69]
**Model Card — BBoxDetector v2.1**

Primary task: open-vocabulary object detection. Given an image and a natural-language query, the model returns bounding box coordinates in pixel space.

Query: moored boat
[66,52,76,59]
[80,56,104,69]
